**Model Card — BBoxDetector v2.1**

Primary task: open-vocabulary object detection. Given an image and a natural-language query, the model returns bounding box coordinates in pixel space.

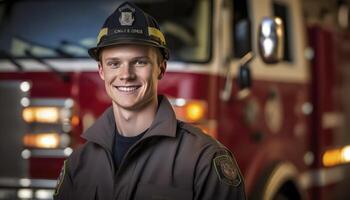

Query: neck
[113,97,158,137]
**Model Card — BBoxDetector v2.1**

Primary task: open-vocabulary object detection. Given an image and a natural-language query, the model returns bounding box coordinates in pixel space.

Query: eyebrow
[131,56,151,61]
[104,56,151,61]
[104,58,120,62]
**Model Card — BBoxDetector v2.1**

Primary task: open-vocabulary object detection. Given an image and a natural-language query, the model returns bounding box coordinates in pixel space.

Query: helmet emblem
[118,4,135,26]
[119,11,134,26]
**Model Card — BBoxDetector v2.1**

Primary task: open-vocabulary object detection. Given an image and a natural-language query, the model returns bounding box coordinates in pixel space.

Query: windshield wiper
[0,50,24,71]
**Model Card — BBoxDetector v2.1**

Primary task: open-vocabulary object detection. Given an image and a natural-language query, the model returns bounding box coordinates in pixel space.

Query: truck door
[218,0,311,198]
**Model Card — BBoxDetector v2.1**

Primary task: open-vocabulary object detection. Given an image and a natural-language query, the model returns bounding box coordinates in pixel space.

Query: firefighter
[53,2,246,199]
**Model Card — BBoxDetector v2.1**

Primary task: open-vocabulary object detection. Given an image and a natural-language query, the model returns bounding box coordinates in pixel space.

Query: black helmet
[88,1,169,61]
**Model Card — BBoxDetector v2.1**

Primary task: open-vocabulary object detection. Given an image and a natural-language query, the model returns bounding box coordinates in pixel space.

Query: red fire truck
[0,0,350,199]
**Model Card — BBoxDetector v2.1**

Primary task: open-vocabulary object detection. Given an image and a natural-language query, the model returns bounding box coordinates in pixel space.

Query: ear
[98,62,105,80]
[158,60,167,80]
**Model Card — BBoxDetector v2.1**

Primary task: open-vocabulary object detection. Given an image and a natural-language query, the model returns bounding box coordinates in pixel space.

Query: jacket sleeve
[194,148,246,200]
[53,160,73,200]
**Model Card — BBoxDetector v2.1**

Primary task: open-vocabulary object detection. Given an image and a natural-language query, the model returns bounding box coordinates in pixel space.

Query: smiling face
[98,44,166,111]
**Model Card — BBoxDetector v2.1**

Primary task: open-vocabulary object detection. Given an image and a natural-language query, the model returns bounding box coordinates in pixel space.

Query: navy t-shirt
[113,129,147,168]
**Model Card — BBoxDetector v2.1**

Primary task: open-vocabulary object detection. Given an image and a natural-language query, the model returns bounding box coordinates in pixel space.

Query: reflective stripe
[148,27,166,45]
[97,28,108,44]
[299,166,346,189]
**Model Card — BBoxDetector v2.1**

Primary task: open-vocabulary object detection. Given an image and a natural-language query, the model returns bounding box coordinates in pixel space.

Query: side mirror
[234,19,252,58]
[258,17,284,64]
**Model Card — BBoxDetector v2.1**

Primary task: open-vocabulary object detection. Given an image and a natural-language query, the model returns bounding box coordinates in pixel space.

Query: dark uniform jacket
[54,96,246,200]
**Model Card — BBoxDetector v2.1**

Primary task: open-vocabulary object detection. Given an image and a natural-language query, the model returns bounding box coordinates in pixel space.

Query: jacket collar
[81,95,177,152]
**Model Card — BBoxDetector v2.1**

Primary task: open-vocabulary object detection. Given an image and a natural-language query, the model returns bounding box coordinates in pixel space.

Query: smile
[115,86,141,92]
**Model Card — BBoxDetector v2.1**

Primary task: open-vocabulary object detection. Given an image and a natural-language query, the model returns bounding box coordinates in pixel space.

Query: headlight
[21,98,75,150]
[23,133,70,149]
[23,107,60,123]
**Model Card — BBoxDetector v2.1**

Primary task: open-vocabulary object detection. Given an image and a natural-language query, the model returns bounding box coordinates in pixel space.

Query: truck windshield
[0,0,211,63]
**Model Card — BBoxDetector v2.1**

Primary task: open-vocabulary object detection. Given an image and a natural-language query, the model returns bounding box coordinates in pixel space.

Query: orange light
[23,107,59,123]
[322,145,350,167]
[171,100,207,123]
[170,98,216,137]
[22,108,34,123]
[23,133,60,148]
[185,101,206,122]
[71,115,80,127]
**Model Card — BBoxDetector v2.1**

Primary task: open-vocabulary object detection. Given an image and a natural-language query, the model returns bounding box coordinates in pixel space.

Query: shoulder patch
[213,155,241,187]
[54,160,67,196]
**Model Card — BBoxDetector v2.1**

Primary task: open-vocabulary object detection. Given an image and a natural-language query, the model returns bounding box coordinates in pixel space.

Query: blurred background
[0,0,349,199]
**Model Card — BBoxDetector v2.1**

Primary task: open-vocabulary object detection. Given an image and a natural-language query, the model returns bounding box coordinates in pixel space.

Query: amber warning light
[169,98,217,138]
[322,145,350,167]
[23,133,60,149]
[22,107,60,123]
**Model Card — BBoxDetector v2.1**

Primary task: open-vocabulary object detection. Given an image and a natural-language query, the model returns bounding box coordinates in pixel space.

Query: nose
[119,64,136,81]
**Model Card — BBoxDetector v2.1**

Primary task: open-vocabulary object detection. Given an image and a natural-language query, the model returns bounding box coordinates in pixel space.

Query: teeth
[117,86,139,92]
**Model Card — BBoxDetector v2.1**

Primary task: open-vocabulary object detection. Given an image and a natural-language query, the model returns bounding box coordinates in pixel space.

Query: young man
[54,2,246,200]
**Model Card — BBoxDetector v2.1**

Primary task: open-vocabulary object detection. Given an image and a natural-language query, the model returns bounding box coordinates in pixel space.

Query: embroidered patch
[54,160,66,196]
[213,155,241,187]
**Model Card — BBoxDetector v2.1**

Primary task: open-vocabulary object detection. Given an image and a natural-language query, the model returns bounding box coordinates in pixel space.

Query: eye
[106,60,121,69]
[134,59,149,67]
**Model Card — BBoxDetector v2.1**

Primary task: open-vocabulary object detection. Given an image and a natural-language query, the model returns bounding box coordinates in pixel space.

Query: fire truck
[0,0,350,199]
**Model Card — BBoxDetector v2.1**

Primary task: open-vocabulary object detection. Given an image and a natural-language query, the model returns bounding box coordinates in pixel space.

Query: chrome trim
[168,98,187,107]
[24,148,72,158]
[220,52,254,102]
[20,82,31,93]
[258,17,284,63]
[28,98,74,109]
[0,178,56,189]
[299,165,346,189]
